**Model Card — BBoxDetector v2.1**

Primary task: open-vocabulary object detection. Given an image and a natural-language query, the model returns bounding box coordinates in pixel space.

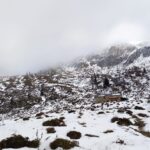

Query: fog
[0,0,150,75]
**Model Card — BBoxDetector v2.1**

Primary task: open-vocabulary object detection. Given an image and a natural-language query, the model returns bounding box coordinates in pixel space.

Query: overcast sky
[0,0,150,75]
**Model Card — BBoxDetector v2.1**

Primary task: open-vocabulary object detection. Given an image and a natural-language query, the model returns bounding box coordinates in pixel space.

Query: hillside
[0,44,150,150]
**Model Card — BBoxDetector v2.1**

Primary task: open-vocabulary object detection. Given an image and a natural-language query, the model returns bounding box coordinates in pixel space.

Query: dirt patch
[50,138,78,149]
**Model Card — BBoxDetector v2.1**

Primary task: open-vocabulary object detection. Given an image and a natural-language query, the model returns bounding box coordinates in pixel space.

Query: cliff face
[84,44,150,67]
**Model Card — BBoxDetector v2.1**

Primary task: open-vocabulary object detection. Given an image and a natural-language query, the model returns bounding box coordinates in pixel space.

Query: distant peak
[107,43,136,57]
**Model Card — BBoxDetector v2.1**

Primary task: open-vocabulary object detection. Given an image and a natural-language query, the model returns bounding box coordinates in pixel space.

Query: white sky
[0,0,149,75]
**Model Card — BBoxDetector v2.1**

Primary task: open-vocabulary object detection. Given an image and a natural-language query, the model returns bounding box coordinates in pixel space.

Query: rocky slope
[0,43,150,150]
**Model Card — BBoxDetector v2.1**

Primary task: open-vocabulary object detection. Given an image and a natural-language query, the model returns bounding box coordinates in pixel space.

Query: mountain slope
[0,43,150,150]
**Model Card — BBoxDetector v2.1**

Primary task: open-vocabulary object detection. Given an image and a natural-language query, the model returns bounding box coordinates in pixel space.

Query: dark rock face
[125,46,150,65]
[84,44,136,67]
[97,56,125,67]
[82,45,150,67]
[141,46,150,57]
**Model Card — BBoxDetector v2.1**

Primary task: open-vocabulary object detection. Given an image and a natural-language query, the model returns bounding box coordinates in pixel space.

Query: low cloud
[0,0,149,75]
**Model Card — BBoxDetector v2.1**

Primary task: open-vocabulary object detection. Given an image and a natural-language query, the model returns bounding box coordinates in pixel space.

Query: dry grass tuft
[0,135,39,149]
[46,128,56,134]
[111,117,133,126]
[43,118,66,126]
[67,131,82,139]
[50,138,78,149]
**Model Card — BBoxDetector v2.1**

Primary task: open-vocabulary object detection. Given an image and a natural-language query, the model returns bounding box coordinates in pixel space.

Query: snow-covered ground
[0,104,150,150]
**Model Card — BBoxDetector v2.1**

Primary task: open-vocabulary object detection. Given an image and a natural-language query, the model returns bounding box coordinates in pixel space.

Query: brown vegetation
[46,128,56,134]
[0,135,39,149]
[50,138,78,149]
[43,118,66,126]
[111,117,133,126]
[67,131,82,139]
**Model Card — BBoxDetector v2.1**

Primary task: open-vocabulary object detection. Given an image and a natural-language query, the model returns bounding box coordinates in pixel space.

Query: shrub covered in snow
[0,134,40,149]
[43,118,66,126]
[50,138,78,149]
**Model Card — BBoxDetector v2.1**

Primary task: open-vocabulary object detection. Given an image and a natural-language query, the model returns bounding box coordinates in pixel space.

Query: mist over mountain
[1,0,150,75]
